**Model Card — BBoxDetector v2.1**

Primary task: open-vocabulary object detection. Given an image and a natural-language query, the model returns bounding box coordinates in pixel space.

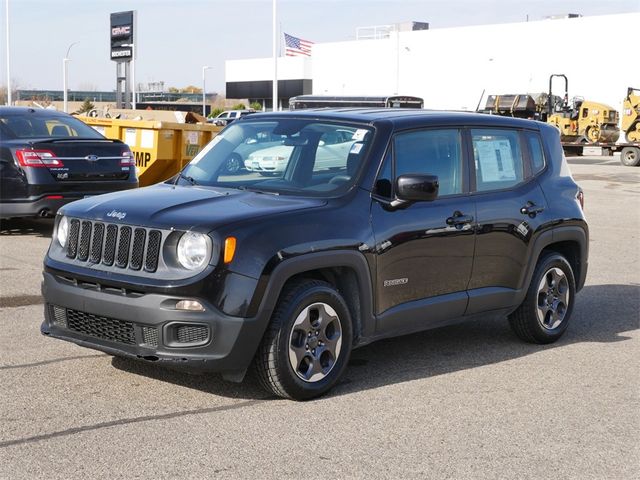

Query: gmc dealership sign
[110,10,135,62]
[111,25,131,37]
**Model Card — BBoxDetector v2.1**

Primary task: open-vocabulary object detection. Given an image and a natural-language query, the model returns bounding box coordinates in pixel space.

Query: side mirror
[396,174,439,202]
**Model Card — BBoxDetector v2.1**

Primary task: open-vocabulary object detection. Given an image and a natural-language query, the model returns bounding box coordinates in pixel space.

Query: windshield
[179,119,374,197]
[0,112,105,139]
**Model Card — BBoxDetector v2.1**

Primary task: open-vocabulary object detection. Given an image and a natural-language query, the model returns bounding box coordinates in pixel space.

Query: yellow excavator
[545,74,620,144]
[622,87,640,143]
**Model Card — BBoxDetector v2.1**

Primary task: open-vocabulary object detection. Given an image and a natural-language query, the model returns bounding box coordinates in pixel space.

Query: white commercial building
[226,12,639,111]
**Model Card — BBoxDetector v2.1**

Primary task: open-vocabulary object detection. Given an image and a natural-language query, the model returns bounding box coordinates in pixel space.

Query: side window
[394,129,463,196]
[471,129,523,192]
[524,131,546,175]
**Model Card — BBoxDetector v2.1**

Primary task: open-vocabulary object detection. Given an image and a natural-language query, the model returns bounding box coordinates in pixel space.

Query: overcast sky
[1,0,638,94]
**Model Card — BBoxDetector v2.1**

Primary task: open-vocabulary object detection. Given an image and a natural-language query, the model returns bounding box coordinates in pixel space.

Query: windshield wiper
[235,185,279,195]
[176,172,199,186]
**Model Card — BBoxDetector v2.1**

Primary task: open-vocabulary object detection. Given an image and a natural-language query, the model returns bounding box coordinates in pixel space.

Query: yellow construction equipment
[622,87,640,143]
[546,98,620,143]
[545,74,619,143]
[79,117,222,186]
[481,74,621,144]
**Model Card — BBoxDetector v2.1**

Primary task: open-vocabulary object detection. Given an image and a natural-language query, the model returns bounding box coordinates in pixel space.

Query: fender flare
[517,225,588,304]
[248,250,375,341]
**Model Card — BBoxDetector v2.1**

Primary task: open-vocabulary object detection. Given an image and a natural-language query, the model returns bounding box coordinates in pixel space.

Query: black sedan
[0,107,138,219]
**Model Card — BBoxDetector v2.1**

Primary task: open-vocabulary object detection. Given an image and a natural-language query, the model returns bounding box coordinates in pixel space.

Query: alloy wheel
[536,267,570,330]
[288,302,343,382]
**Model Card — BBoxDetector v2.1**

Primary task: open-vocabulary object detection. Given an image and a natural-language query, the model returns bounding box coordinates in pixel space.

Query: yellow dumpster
[79,117,222,187]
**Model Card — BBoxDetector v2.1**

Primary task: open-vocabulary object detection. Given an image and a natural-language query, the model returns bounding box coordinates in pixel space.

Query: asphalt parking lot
[0,155,638,479]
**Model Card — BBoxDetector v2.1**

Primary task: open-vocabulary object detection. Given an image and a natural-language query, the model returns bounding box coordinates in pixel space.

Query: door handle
[520,201,545,217]
[446,211,474,227]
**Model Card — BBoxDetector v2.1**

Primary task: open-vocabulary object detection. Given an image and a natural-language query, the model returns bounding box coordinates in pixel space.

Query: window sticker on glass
[352,129,369,141]
[350,143,364,154]
[475,138,516,182]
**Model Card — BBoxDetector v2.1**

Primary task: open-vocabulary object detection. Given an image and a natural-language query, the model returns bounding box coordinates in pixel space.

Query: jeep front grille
[66,219,162,273]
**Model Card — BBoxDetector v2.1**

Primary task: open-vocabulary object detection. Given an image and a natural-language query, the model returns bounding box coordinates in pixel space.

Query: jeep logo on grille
[85,155,99,162]
[106,210,127,220]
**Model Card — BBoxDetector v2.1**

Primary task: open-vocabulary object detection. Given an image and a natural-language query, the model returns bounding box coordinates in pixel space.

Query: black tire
[255,279,353,400]
[508,252,576,344]
[223,153,242,174]
[620,147,640,167]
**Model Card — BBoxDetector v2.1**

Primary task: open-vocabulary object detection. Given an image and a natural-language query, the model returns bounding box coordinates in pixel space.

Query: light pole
[5,0,11,105]
[202,65,211,117]
[63,41,79,113]
[121,43,136,109]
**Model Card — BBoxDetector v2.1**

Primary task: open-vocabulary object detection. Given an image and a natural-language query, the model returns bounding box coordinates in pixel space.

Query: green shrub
[232,103,246,110]
[77,98,95,114]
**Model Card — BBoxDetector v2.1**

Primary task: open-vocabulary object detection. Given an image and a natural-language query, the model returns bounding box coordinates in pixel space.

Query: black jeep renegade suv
[41,110,588,400]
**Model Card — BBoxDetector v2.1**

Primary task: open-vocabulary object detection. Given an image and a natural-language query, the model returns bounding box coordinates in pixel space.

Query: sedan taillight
[120,149,136,166]
[15,149,64,168]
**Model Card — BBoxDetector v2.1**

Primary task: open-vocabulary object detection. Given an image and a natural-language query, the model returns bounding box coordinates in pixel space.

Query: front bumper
[40,271,268,376]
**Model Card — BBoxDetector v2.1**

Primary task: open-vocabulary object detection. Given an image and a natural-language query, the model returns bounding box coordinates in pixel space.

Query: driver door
[371,128,475,335]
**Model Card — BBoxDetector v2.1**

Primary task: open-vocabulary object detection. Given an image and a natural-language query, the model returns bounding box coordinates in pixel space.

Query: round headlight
[177,232,210,270]
[57,216,69,248]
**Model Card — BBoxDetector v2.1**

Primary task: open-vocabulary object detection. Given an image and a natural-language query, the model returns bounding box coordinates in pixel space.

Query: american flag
[284,32,314,57]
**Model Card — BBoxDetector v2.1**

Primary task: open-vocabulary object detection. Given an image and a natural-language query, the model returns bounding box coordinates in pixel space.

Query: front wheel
[508,252,576,344]
[223,153,242,174]
[584,126,600,143]
[255,280,353,400]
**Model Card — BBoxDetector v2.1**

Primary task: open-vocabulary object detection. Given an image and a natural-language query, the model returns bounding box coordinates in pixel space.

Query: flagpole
[272,0,278,111]
[5,0,11,105]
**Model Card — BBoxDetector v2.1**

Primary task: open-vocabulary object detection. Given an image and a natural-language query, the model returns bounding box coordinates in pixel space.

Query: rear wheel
[509,252,576,344]
[255,280,353,400]
[620,147,640,167]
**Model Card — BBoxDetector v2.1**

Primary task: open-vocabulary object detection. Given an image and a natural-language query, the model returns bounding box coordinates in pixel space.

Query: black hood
[59,183,327,232]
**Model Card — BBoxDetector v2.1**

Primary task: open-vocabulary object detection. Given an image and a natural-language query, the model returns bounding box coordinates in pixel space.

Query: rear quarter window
[524,131,546,175]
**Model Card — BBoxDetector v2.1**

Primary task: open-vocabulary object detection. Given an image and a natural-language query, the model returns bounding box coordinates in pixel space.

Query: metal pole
[63,58,68,112]
[63,42,79,113]
[121,44,135,109]
[5,0,11,105]
[202,66,211,117]
[272,0,278,111]
[131,44,136,109]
